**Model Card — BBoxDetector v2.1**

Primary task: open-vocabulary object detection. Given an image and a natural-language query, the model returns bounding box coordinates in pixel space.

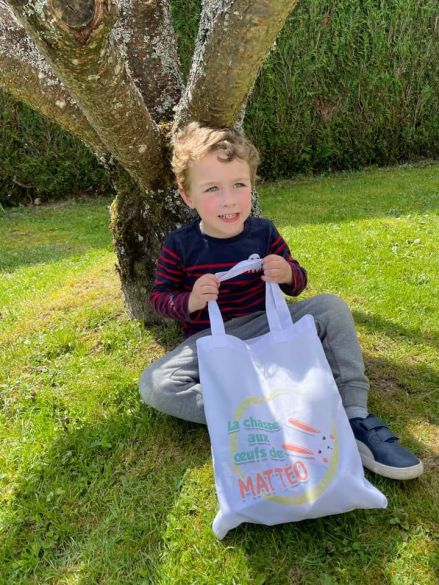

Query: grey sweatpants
[139,294,369,424]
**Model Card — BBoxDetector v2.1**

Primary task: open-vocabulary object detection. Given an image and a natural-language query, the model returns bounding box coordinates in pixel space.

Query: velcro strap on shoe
[360,415,387,430]
[361,416,399,441]
[375,427,399,442]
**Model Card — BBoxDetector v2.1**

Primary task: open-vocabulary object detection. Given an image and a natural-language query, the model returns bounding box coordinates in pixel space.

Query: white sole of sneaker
[355,440,424,480]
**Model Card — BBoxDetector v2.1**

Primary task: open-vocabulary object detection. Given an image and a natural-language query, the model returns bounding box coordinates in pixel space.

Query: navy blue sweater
[150,217,307,337]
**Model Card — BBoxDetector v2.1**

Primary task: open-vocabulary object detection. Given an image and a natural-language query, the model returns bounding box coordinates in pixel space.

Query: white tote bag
[197,259,387,539]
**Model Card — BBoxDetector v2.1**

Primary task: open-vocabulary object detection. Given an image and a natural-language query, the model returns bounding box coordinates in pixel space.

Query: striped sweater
[150,217,307,337]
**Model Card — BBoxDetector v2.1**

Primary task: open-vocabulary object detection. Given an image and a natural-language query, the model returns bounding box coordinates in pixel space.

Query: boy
[140,122,423,481]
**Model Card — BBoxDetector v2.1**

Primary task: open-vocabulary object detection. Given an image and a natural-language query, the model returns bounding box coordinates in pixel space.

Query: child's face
[179,151,252,238]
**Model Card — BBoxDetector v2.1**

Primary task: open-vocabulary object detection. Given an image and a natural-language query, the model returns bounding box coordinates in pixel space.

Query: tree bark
[116,0,183,122]
[173,0,299,130]
[0,1,107,155]
[0,0,300,322]
[109,165,192,322]
[8,0,166,191]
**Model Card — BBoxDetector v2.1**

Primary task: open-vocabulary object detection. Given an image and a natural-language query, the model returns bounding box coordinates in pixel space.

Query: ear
[178,186,195,209]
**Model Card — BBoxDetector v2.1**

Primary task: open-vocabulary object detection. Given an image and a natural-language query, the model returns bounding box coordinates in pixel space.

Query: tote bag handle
[265,278,294,336]
[208,258,293,339]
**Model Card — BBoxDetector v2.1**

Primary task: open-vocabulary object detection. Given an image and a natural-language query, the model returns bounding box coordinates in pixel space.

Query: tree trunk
[109,165,193,322]
[0,1,107,156]
[0,0,299,322]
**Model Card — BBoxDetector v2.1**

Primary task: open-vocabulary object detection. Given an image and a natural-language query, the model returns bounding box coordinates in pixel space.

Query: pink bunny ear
[287,418,320,434]
[282,443,315,458]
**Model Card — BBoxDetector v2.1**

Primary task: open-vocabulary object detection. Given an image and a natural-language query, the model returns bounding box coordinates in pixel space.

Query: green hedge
[1,0,438,205]
[0,93,113,207]
[246,0,439,178]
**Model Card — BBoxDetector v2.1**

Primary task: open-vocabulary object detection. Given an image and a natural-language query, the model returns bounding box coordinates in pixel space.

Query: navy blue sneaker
[350,414,424,480]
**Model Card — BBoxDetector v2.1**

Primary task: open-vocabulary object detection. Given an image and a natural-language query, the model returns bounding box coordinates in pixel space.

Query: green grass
[0,165,438,584]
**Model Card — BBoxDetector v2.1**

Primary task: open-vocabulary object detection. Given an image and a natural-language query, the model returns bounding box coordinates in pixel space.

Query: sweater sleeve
[269,223,307,297]
[149,236,190,322]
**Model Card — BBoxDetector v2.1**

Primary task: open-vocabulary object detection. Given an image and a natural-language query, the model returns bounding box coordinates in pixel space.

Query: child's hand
[188,274,220,313]
[261,254,292,284]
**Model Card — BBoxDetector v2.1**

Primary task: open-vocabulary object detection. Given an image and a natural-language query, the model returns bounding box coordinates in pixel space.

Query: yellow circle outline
[229,391,339,505]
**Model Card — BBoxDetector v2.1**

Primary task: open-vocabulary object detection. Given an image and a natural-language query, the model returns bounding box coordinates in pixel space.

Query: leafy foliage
[247,0,439,178]
[0,93,113,207]
[1,0,438,205]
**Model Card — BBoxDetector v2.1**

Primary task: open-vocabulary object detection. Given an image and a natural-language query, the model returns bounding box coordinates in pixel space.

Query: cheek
[240,190,252,211]
[198,197,219,216]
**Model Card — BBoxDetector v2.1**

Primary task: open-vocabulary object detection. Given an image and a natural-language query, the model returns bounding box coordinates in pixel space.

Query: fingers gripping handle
[214,258,263,282]
[207,258,293,338]
[208,258,262,337]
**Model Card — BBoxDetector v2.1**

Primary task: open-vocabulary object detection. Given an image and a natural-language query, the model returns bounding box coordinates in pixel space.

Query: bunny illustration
[282,417,336,466]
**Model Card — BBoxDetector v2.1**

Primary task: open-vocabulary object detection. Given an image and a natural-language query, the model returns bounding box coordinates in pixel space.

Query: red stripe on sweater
[159,254,179,267]
[271,240,287,255]
[162,246,181,261]
[156,262,182,276]
[155,270,181,283]
[186,261,236,272]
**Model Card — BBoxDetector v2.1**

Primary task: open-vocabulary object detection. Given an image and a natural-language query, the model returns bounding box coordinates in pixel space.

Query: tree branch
[173,0,298,130]
[0,1,107,155]
[7,0,167,191]
[115,0,183,122]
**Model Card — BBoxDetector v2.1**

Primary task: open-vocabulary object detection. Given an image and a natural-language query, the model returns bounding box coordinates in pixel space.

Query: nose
[221,187,236,206]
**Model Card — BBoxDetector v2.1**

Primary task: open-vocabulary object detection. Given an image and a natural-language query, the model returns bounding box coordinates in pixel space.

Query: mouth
[218,213,240,223]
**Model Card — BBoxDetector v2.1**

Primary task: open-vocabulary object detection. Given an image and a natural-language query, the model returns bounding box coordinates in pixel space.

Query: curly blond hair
[171,122,260,191]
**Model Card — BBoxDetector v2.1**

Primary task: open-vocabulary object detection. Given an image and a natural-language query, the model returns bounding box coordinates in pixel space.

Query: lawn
[0,163,438,585]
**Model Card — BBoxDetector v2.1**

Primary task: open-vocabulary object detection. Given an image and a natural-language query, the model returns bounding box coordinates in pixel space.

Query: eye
[205,185,218,193]
[234,182,247,188]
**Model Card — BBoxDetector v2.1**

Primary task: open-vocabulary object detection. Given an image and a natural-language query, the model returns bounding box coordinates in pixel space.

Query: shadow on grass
[353,309,439,351]
[0,243,112,274]
[232,468,438,585]
[153,353,437,584]
[156,405,438,584]
[1,405,210,585]
[0,199,112,274]
[353,309,439,406]
[2,340,437,584]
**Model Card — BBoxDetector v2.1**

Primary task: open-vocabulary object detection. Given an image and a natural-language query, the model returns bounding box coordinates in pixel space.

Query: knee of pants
[139,365,160,408]
[312,293,351,319]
